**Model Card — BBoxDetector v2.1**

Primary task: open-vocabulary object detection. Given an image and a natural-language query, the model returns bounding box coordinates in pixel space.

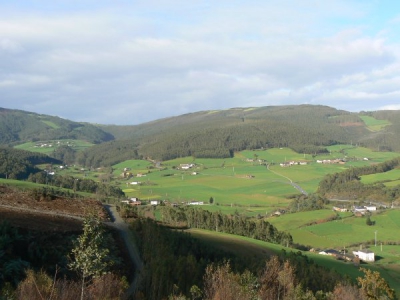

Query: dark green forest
[0,148,60,179]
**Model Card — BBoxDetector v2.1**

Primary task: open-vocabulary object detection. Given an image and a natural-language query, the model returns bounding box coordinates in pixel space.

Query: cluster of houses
[121,197,142,206]
[316,159,345,164]
[316,248,375,262]
[332,205,377,216]
[279,161,308,167]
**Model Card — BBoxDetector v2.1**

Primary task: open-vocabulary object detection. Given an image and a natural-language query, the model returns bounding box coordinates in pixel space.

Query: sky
[1,0,400,125]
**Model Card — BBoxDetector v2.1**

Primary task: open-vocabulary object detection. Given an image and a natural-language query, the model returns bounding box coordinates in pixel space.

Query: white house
[353,250,375,262]
[365,205,377,211]
[150,200,159,206]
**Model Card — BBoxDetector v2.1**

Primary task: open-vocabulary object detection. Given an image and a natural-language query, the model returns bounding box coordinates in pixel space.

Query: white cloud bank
[0,1,399,124]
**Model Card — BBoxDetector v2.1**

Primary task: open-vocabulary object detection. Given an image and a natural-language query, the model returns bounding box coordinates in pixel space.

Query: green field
[15,139,94,154]
[269,209,400,248]
[361,168,400,185]
[360,115,391,131]
[109,147,400,213]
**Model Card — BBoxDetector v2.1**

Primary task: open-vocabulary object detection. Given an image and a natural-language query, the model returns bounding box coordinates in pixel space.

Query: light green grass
[40,120,60,129]
[14,140,94,154]
[111,146,400,216]
[361,169,400,185]
[360,115,391,131]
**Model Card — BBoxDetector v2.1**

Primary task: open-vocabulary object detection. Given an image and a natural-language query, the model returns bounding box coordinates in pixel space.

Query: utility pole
[375,230,378,247]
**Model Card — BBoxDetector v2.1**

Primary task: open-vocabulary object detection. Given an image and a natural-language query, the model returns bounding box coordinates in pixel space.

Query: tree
[209,197,214,205]
[357,267,395,300]
[68,216,114,300]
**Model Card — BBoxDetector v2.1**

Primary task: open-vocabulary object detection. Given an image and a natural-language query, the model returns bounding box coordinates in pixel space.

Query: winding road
[266,164,308,195]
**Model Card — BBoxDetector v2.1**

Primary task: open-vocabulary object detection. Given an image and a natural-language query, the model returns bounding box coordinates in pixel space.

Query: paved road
[266,164,308,195]
[103,205,143,299]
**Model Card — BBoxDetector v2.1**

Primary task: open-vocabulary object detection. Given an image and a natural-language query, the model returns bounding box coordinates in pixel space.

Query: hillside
[88,105,378,165]
[3,105,400,167]
[0,107,114,145]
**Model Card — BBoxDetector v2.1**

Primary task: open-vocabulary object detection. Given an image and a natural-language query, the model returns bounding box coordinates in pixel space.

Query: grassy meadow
[15,139,94,154]
[360,115,391,132]
[111,147,400,210]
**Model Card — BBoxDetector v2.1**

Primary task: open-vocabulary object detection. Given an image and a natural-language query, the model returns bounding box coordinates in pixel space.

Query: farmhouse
[319,249,341,257]
[130,181,141,185]
[353,250,375,262]
[365,205,377,211]
[180,163,195,170]
[333,206,348,212]
[189,201,204,205]
[353,206,367,213]
[151,200,160,206]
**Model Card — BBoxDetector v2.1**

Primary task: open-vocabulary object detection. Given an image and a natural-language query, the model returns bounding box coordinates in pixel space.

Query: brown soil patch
[0,185,109,231]
[338,122,363,127]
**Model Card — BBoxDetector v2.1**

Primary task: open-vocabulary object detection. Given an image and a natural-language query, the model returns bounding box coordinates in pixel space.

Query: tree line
[27,172,125,199]
[318,157,400,202]
[160,206,293,246]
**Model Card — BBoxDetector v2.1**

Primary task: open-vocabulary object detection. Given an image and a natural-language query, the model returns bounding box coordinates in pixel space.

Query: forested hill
[3,105,400,167]
[0,108,114,145]
[88,105,369,164]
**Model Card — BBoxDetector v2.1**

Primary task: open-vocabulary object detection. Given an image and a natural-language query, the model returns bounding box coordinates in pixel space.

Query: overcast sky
[1,1,400,125]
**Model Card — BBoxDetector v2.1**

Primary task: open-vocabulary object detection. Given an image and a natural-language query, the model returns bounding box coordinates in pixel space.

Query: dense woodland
[318,157,400,202]
[0,147,60,179]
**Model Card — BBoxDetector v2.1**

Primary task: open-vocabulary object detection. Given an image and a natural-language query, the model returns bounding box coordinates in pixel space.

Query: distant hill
[0,107,114,145]
[0,147,61,179]
[3,105,400,167]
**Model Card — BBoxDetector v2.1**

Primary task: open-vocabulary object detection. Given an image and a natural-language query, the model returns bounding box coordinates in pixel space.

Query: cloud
[0,1,399,124]
[379,104,400,110]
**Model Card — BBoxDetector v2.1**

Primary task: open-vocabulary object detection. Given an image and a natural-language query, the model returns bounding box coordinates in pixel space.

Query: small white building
[365,205,377,211]
[150,200,160,206]
[353,250,375,262]
[189,201,204,205]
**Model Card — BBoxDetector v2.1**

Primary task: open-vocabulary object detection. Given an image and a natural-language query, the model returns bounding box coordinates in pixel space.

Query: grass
[14,139,94,154]
[361,169,400,185]
[107,146,400,217]
[360,115,391,132]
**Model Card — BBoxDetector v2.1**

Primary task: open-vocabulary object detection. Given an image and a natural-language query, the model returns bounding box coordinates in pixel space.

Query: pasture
[360,115,391,132]
[111,146,400,214]
[361,168,400,186]
[15,139,94,154]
